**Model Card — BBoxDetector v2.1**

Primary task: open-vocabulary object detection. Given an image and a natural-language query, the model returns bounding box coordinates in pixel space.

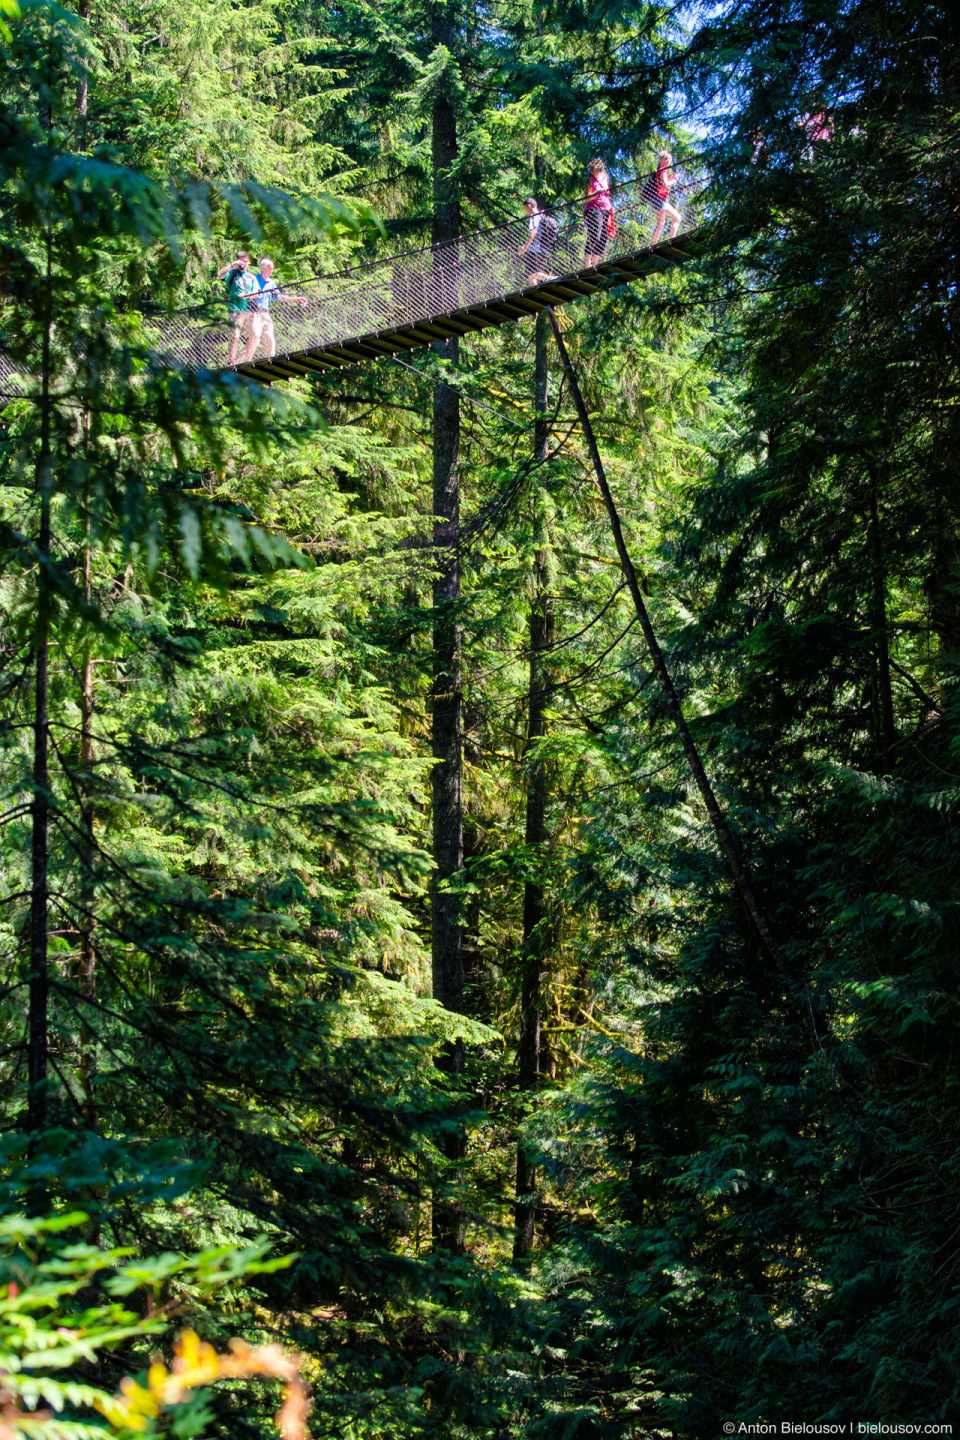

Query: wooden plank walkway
[232,233,699,386]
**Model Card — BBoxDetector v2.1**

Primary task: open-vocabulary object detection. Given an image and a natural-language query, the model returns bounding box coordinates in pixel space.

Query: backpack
[226,267,255,308]
[538,213,559,251]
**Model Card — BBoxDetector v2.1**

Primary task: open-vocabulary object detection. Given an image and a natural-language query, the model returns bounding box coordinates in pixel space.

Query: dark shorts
[525,247,547,277]
[585,208,609,256]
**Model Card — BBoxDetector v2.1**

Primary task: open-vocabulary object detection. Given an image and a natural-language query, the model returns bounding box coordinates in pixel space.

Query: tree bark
[431,3,459,255]
[548,307,793,988]
[28,238,54,1165]
[28,491,51,1143]
[514,308,552,1260]
[78,525,97,1129]
[867,471,896,767]
[430,0,465,1255]
[76,1,89,145]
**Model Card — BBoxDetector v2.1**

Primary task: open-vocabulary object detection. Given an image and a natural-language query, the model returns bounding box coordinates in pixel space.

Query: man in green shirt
[216,251,258,366]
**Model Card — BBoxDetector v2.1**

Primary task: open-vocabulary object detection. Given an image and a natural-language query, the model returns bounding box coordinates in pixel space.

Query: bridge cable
[546,304,806,1001]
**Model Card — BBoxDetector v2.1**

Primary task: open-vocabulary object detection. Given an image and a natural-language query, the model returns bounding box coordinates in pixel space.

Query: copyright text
[722,1426,952,1436]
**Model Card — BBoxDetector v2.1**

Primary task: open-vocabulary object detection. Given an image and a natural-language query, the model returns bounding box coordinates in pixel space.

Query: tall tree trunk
[514,308,552,1260]
[867,470,896,767]
[28,494,51,1144]
[28,238,54,1171]
[430,0,465,1254]
[78,526,97,1129]
[76,1,89,145]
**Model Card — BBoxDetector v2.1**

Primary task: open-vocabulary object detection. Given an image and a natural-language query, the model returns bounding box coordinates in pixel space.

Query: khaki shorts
[248,310,275,353]
[228,311,252,336]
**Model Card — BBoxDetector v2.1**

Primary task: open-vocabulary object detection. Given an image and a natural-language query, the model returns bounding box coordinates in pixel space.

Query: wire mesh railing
[0,352,22,395]
[146,167,702,374]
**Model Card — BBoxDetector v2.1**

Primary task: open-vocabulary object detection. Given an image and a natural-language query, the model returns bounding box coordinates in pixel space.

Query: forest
[1,0,958,1434]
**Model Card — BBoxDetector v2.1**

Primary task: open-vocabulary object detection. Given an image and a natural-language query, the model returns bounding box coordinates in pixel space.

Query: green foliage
[0,1210,292,1439]
[520,0,960,1433]
[5,0,958,1431]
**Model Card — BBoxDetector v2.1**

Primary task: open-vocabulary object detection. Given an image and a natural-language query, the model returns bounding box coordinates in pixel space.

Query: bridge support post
[431,335,466,1256]
[514,308,552,1261]
[430,341,464,1020]
[546,307,790,984]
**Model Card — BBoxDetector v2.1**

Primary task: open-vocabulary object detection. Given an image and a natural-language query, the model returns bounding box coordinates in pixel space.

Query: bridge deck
[233,233,699,386]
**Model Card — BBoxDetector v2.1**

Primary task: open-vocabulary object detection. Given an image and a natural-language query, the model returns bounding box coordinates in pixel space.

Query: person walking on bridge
[519,198,558,284]
[217,250,257,366]
[584,158,612,267]
[241,257,308,365]
[644,150,681,245]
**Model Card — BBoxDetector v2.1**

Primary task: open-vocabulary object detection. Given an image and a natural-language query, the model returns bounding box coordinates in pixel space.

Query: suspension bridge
[147,168,701,385]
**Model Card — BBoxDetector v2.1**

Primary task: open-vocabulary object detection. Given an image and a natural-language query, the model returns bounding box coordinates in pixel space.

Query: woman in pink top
[644,149,681,245]
[584,157,612,267]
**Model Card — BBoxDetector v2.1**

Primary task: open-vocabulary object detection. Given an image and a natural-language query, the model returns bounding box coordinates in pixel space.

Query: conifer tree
[1,5,496,1434]
[525,0,960,1427]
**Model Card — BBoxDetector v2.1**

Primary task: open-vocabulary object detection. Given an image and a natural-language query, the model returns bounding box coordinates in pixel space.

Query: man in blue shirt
[241,257,308,365]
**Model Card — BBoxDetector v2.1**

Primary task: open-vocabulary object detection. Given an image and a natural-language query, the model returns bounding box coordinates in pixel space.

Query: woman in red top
[583,157,612,267]
[644,149,681,245]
